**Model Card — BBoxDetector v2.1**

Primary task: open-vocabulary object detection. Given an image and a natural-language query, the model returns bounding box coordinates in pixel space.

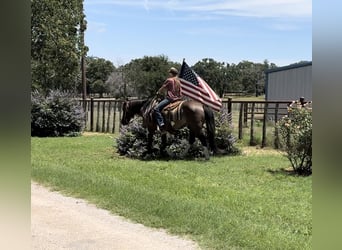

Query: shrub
[116,108,240,160]
[31,90,85,137]
[116,117,150,158]
[215,109,240,155]
[116,118,200,159]
[276,101,312,175]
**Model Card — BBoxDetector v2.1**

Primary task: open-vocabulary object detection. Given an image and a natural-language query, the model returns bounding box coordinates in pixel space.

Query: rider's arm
[157,79,171,95]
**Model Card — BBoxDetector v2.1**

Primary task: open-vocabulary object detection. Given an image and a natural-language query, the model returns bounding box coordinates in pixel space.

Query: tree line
[32,0,305,99]
[94,56,277,99]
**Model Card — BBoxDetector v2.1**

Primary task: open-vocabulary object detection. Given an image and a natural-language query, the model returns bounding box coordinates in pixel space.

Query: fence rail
[225,98,295,147]
[79,97,308,148]
[80,98,123,134]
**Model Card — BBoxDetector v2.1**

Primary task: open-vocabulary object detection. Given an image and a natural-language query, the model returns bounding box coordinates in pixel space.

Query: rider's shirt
[160,77,182,102]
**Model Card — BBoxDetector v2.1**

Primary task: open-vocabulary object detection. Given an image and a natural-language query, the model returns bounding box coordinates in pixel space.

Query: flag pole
[180,58,185,75]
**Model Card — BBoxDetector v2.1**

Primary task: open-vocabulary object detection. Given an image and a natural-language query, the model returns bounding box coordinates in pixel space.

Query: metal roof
[265,61,312,74]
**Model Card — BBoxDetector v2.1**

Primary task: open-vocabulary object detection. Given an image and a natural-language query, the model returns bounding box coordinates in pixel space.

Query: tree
[31,0,87,93]
[106,69,125,98]
[85,56,115,97]
[227,60,274,95]
[191,58,273,97]
[192,58,226,97]
[123,55,178,98]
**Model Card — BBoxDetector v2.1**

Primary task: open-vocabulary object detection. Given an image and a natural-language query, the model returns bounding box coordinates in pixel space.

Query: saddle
[162,100,184,123]
[142,99,184,128]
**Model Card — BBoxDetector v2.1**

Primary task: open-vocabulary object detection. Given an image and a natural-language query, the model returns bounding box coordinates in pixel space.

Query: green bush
[116,117,199,159]
[116,117,151,158]
[31,90,85,137]
[276,101,312,175]
[215,109,240,155]
[116,108,240,159]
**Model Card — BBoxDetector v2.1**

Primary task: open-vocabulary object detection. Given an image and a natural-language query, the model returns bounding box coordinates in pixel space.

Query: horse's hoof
[203,147,210,160]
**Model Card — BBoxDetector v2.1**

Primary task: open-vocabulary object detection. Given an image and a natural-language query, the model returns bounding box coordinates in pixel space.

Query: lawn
[31,133,312,249]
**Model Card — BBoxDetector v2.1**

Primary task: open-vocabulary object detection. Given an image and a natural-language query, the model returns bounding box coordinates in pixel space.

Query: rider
[154,67,182,132]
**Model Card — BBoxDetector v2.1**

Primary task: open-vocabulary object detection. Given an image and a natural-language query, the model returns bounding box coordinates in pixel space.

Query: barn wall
[266,64,312,101]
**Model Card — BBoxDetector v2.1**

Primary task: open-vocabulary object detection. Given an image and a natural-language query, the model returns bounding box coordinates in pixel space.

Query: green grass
[31,134,312,250]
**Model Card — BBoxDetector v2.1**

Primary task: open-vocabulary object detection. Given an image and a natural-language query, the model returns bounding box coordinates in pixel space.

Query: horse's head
[121,101,135,125]
[121,99,149,125]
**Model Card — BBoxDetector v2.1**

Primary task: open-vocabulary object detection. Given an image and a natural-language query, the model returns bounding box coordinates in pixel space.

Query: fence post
[107,101,112,133]
[90,97,94,131]
[250,102,255,146]
[96,100,100,132]
[112,101,117,133]
[300,96,305,106]
[274,103,280,149]
[243,102,248,127]
[82,98,87,111]
[228,97,232,114]
[81,99,88,130]
[238,103,243,139]
[261,103,268,148]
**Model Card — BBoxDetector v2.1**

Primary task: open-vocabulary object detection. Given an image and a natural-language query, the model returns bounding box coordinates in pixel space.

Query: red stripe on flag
[198,78,220,101]
[181,81,222,111]
[180,79,211,98]
[181,85,222,111]
[178,61,222,111]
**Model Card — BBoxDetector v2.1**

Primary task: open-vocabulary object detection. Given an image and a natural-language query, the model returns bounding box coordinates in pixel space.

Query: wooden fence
[224,98,292,148]
[79,97,308,148]
[80,98,123,134]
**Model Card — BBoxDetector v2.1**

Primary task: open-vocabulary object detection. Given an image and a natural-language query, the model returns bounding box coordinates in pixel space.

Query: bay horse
[121,97,217,157]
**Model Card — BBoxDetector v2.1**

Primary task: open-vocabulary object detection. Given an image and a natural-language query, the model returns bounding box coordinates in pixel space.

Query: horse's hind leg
[198,133,207,148]
[189,130,209,160]
[198,132,210,160]
[189,130,196,145]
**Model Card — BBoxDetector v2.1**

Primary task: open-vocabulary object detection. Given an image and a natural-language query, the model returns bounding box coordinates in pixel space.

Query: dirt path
[31,182,200,250]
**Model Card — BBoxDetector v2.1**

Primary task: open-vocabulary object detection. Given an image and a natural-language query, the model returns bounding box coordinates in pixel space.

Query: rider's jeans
[154,98,171,127]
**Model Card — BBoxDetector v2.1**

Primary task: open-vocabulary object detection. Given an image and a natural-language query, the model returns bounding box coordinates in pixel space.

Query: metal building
[265,61,312,101]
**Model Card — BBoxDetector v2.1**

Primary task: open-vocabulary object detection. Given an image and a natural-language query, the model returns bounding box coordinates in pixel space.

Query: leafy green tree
[235,61,258,93]
[226,60,275,95]
[192,58,226,97]
[224,63,239,93]
[31,0,87,93]
[191,58,276,97]
[123,55,178,98]
[86,56,115,97]
[106,69,125,98]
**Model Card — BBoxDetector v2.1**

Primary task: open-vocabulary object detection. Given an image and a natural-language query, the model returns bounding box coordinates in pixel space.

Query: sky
[84,0,312,67]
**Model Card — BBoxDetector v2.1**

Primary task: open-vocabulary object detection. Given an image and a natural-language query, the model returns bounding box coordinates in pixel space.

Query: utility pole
[81,53,86,100]
[80,5,87,102]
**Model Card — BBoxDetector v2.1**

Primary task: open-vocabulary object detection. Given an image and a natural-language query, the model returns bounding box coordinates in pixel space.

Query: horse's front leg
[160,134,167,157]
[147,130,154,154]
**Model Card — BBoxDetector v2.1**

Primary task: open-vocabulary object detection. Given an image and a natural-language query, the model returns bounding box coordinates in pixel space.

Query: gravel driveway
[31,181,199,250]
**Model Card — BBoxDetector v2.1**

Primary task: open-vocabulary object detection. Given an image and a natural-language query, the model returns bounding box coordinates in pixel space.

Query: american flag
[179,61,222,112]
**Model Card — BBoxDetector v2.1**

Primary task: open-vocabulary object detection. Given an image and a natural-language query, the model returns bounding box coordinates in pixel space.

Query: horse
[120,97,217,158]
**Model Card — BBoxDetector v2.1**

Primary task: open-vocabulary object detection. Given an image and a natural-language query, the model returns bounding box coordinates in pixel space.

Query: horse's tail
[203,105,217,154]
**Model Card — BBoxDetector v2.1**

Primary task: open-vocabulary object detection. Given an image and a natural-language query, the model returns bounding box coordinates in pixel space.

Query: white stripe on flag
[181,82,222,111]
[181,84,219,105]
[179,61,222,111]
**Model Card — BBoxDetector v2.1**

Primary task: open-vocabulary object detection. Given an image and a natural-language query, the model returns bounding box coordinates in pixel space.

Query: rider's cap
[169,67,178,75]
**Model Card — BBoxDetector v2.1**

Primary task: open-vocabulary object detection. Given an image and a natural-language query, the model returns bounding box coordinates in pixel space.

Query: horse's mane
[124,98,154,116]
[140,97,158,119]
